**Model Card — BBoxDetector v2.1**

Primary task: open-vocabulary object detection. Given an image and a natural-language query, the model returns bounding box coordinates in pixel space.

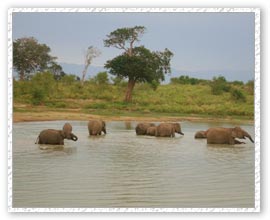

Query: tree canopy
[104,26,146,56]
[13,37,56,80]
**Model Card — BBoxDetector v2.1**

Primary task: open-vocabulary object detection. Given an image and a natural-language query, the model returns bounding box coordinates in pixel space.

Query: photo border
[7,7,260,212]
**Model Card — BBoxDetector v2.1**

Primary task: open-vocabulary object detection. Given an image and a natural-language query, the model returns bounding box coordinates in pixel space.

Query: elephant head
[101,120,107,134]
[62,123,78,141]
[173,123,184,135]
[231,127,254,143]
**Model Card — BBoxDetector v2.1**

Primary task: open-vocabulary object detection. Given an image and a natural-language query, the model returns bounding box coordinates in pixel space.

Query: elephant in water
[206,126,254,145]
[194,130,207,139]
[36,129,68,145]
[135,122,155,135]
[146,126,157,136]
[36,123,78,145]
[88,119,106,135]
[156,122,184,137]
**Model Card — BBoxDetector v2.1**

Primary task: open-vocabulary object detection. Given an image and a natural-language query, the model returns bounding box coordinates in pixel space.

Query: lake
[12,120,255,208]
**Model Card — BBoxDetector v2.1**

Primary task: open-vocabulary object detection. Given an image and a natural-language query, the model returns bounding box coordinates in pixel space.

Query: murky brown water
[12,121,255,208]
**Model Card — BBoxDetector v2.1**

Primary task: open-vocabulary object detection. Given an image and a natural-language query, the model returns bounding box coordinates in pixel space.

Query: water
[12,121,255,208]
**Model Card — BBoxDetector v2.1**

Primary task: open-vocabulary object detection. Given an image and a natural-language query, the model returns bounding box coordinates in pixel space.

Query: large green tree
[104,26,173,102]
[105,46,173,102]
[13,37,56,80]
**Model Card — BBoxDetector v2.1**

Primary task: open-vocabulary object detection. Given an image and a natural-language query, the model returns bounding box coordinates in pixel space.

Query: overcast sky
[12,11,255,80]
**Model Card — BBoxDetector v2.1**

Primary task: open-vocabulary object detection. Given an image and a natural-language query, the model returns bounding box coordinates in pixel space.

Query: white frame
[7,7,260,212]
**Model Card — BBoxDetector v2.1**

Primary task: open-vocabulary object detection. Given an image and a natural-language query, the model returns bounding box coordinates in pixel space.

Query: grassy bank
[13,78,254,123]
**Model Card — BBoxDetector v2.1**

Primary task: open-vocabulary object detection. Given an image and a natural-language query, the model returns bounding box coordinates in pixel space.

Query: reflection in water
[124,121,132,130]
[13,121,255,208]
[39,145,77,155]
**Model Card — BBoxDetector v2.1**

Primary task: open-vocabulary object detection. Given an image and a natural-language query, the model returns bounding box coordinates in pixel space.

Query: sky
[12,11,255,82]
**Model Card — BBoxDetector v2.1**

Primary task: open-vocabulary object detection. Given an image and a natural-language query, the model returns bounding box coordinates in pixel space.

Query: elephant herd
[136,122,254,144]
[35,120,254,146]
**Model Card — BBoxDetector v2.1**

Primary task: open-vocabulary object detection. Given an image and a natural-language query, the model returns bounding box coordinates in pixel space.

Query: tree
[13,37,56,80]
[104,26,146,57]
[48,62,66,80]
[104,26,173,102]
[81,46,101,85]
[105,46,173,102]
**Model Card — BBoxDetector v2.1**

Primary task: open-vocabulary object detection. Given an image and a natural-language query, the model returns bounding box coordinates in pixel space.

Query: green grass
[13,80,254,120]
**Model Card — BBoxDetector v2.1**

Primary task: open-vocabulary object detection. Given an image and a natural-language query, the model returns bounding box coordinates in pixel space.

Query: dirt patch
[13,110,254,124]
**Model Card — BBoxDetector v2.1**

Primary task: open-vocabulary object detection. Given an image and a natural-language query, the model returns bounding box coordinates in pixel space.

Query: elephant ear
[231,127,241,138]
[60,130,66,138]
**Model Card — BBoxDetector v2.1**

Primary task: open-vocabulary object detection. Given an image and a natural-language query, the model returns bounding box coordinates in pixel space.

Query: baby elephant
[88,119,106,135]
[135,122,155,135]
[156,122,184,137]
[194,130,207,139]
[206,126,254,145]
[36,123,78,145]
[146,126,157,136]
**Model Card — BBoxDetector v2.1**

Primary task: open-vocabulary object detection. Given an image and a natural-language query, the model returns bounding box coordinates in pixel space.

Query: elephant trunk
[178,131,184,135]
[246,134,254,143]
[71,133,78,141]
[243,131,254,143]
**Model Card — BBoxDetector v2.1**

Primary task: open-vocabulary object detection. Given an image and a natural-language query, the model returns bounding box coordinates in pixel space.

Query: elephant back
[156,123,174,137]
[88,120,105,135]
[38,129,64,145]
[146,126,157,136]
[135,123,155,135]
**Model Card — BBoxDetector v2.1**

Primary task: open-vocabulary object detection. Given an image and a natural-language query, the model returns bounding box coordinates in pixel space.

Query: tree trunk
[19,70,24,81]
[81,64,89,85]
[124,79,136,102]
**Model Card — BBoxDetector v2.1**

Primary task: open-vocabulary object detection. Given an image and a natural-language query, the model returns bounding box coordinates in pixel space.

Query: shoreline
[13,111,254,124]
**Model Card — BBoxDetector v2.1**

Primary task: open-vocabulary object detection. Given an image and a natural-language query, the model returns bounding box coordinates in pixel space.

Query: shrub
[210,76,231,95]
[95,72,109,85]
[246,80,254,95]
[230,88,246,102]
[31,87,46,105]
[60,74,78,85]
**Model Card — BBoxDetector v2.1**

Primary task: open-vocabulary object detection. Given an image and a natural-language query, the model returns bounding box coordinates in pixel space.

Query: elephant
[36,129,78,145]
[146,126,157,136]
[135,122,155,135]
[63,123,78,141]
[206,126,254,145]
[88,119,106,136]
[155,122,184,137]
[194,130,207,139]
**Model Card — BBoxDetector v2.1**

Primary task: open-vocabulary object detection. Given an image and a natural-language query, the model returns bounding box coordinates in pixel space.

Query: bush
[246,80,254,95]
[230,88,246,102]
[170,75,202,85]
[210,76,231,95]
[95,72,109,85]
[31,87,46,105]
[60,74,78,85]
